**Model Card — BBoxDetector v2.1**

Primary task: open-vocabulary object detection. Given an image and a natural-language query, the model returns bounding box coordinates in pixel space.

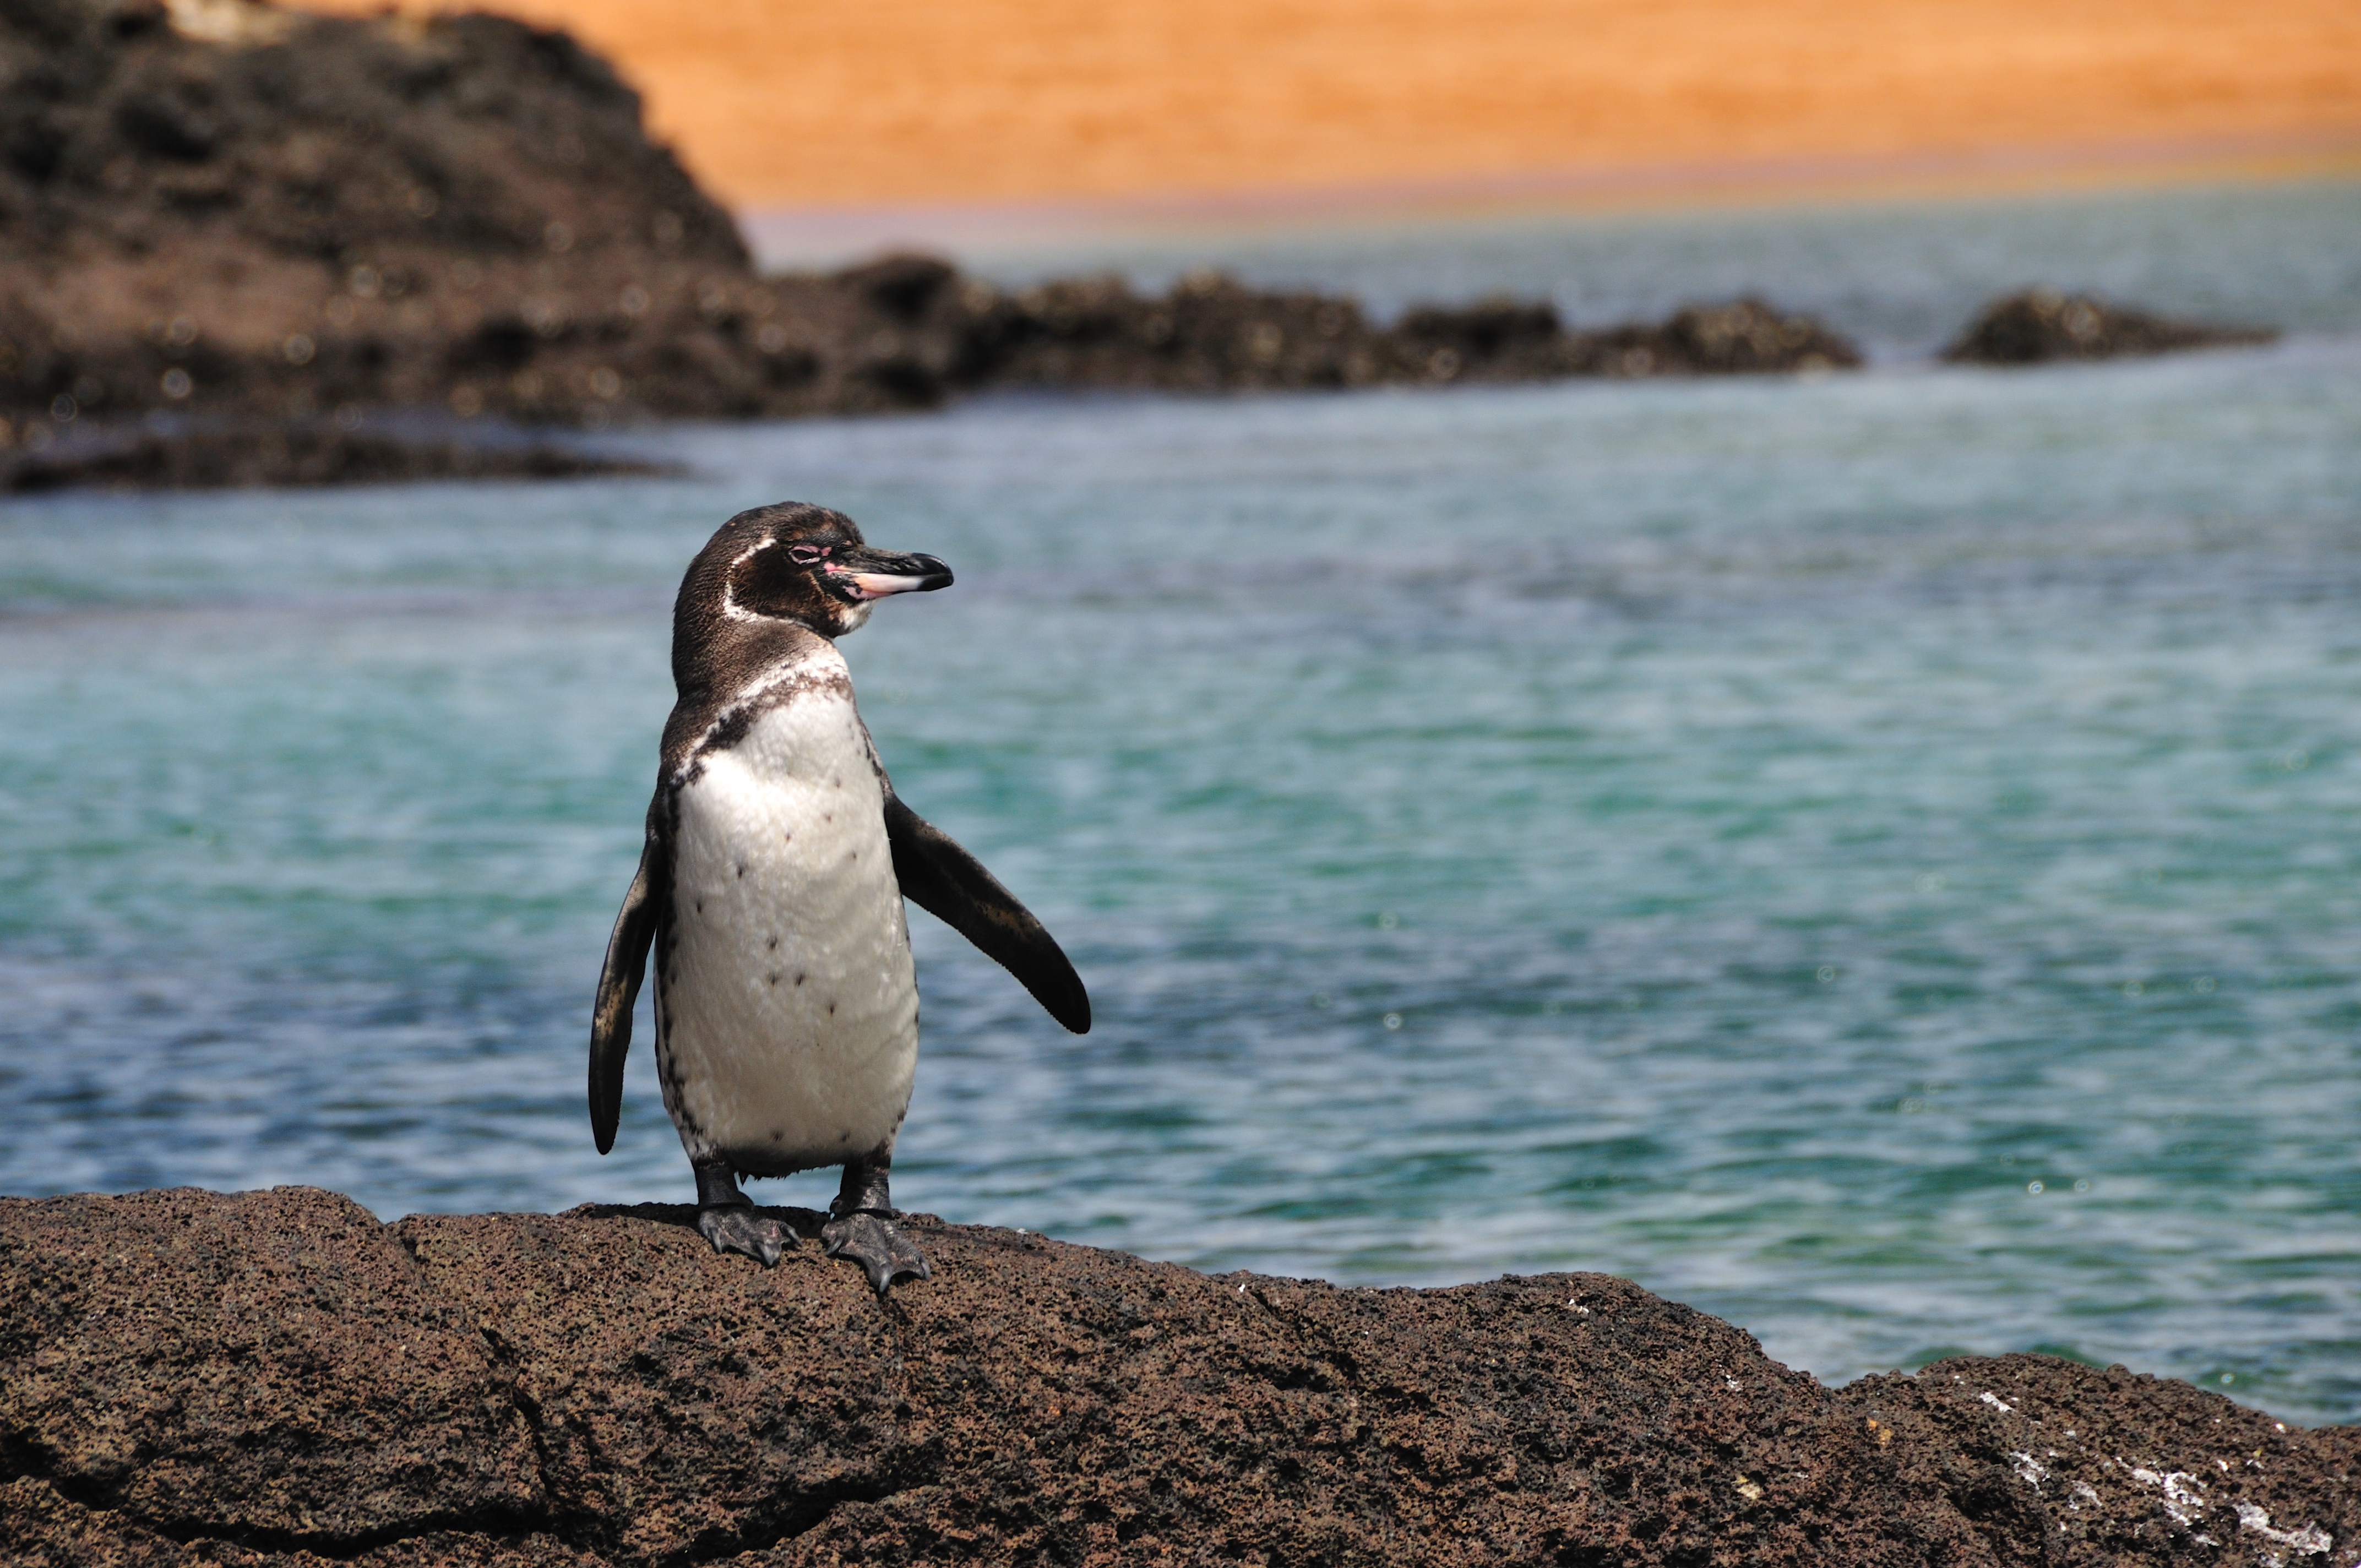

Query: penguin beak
[827,549,954,601]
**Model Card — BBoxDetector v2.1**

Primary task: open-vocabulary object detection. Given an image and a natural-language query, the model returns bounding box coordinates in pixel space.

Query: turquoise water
[4,184,2359,1423]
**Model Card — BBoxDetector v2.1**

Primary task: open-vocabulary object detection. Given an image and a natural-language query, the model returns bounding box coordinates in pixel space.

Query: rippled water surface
[4,185,2359,1423]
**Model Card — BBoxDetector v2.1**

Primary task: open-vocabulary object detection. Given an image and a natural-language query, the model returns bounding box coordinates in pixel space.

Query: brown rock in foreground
[1942,290,2278,365]
[2,1188,2352,1566]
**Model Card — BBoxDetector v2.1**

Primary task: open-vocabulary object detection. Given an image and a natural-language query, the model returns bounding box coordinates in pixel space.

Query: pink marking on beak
[836,570,939,600]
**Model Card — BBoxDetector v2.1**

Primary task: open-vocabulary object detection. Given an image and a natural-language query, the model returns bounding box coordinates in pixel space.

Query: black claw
[822,1209,931,1296]
[698,1204,792,1267]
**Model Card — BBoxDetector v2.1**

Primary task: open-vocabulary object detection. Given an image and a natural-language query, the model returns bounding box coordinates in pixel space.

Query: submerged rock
[1942,290,2277,364]
[2,1186,2352,1566]
[0,420,678,491]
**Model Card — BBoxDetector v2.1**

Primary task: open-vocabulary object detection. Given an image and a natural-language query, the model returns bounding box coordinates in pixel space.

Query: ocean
[3,179,2357,1423]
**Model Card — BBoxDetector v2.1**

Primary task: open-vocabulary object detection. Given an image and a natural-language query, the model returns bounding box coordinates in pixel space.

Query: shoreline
[0,281,2277,496]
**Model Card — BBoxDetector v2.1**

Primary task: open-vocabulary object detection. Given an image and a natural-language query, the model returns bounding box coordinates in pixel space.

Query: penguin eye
[787,543,830,566]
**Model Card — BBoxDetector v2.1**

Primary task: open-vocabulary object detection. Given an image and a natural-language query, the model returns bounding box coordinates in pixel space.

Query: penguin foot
[822,1208,931,1296]
[697,1203,792,1267]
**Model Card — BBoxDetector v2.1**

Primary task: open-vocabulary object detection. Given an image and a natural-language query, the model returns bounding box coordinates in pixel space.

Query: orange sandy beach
[303,0,2361,213]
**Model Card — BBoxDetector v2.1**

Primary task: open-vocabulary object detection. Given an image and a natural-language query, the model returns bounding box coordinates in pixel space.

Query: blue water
[4,183,2359,1423]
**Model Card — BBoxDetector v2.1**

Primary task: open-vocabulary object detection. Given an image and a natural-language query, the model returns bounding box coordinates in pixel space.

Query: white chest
[654,667,919,1175]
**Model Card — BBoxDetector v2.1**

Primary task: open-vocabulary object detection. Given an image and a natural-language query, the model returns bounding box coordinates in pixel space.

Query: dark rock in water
[1387,295,1864,383]
[955,269,1393,393]
[2,1188,2352,1566]
[1652,297,1865,375]
[949,270,1861,393]
[1394,295,1570,381]
[1943,290,2277,364]
[1552,296,1863,380]
[1,419,679,491]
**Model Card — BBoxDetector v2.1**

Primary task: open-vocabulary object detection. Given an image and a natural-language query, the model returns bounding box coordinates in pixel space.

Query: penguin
[590,501,1090,1294]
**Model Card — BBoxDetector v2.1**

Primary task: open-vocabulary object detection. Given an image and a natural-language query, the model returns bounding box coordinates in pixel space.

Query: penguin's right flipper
[883,792,1091,1034]
[590,824,668,1154]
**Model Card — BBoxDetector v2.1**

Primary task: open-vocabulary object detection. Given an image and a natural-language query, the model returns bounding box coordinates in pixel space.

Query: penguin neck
[674,617,837,701]
[662,620,852,781]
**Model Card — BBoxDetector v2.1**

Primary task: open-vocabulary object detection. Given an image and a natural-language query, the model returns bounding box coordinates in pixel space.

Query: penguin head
[689,501,953,641]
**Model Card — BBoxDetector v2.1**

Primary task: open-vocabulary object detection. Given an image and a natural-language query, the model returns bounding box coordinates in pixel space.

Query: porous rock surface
[1941,290,2277,365]
[2,1188,2352,1566]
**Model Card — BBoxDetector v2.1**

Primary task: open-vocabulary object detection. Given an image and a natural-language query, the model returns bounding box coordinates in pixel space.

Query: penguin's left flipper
[883,792,1091,1034]
[590,820,670,1155]
[822,1209,932,1297]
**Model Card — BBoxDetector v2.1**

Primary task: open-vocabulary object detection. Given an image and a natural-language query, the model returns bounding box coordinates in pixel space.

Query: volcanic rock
[1941,290,2277,364]
[955,269,1395,393]
[2,1186,2352,1566]
[0,0,1067,438]
[1389,294,1863,382]
[0,0,768,429]
[946,272,1862,393]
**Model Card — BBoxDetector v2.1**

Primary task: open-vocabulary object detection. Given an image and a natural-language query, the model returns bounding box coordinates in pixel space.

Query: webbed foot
[822,1208,931,1296]
[698,1202,792,1267]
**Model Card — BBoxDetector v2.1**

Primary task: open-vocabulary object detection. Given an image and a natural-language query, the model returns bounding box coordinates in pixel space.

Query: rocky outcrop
[1941,290,2277,365]
[2,1187,2352,1567]
[0,0,1859,477]
[0,0,882,433]
[936,272,1858,394]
